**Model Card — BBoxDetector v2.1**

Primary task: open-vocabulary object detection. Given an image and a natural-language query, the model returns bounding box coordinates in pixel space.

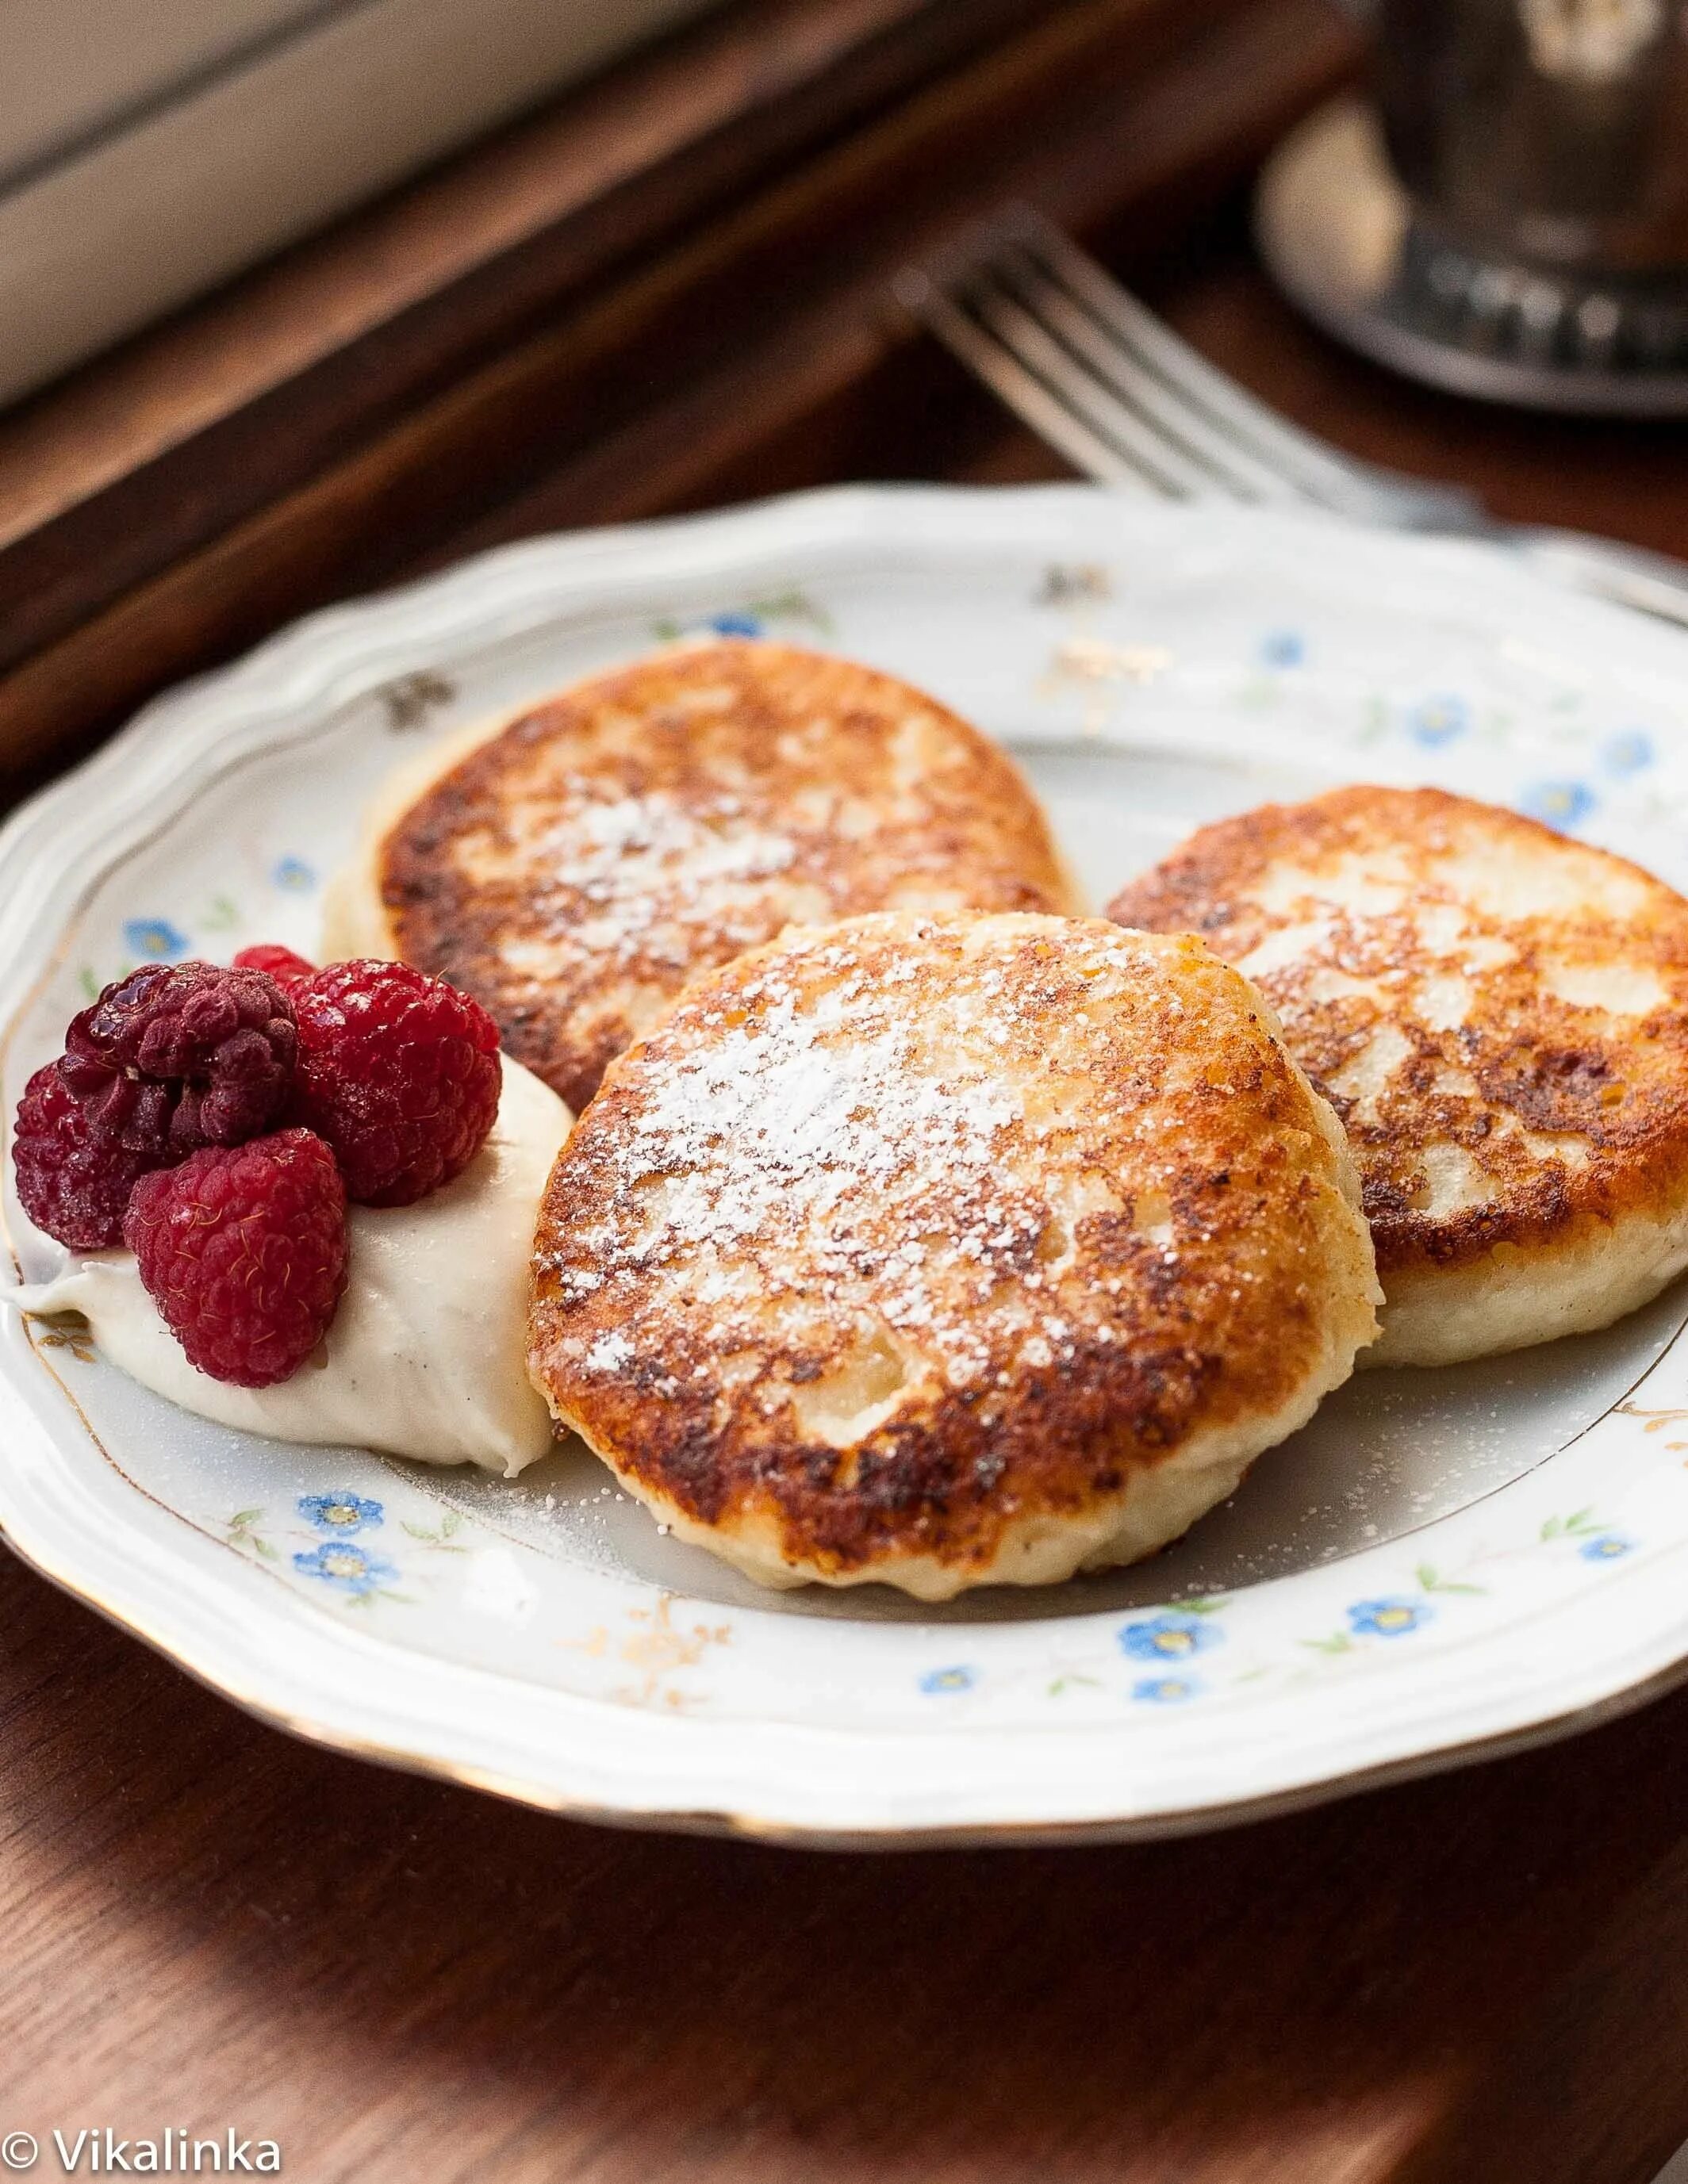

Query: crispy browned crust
[1107,785,1688,1278]
[528,913,1376,1585]
[378,642,1076,1111]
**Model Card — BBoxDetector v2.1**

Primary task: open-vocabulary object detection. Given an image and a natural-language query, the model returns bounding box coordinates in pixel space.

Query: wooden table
[6,4,1688,2177]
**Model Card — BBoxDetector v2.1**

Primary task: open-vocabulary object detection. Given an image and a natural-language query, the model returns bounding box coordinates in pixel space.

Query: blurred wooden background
[3,0,1353,791]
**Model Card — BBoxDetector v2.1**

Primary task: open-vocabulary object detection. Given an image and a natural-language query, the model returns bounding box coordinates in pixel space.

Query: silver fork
[894,205,1688,631]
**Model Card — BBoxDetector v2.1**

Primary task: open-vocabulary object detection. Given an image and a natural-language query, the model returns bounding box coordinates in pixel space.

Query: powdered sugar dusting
[628,988,1015,1247]
[519,788,800,969]
[386,643,1077,1113]
[540,918,1230,1389]
[584,1330,635,1374]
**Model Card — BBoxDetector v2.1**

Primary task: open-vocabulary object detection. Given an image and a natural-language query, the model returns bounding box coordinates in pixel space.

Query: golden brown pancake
[528,912,1379,1597]
[324,642,1077,1111]
[1108,784,1688,1365]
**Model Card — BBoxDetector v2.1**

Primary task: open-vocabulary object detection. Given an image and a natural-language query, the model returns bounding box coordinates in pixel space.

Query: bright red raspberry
[122,1128,347,1386]
[288,960,501,1206]
[60,961,297,1159]
[12,1062,160,1249]
[232,943,316,993]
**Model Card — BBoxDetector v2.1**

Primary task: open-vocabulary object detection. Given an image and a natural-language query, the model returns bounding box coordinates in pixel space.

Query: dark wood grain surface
[7,2,1688,2177]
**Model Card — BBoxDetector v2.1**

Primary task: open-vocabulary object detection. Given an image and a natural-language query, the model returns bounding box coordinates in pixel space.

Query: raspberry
[12,1063,159,1249]
[288,960,501,1206]
[60,961,297,1159]
[122,1128,347,1386]
[232,943,316,993]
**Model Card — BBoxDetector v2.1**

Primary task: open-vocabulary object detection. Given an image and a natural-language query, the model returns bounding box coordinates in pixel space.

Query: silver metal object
[1651,2136,1688,2184]
[895,205,1688,631]
[1256,0,1688,415]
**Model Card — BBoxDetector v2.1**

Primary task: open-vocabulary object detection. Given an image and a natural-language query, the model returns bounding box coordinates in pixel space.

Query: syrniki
[528,911,1379,1598]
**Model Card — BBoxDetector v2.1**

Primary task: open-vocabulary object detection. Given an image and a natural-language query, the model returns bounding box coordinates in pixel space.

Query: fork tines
[895,205,1387,512]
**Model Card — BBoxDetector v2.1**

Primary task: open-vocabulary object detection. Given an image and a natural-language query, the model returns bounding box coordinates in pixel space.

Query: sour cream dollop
[14,1056,570,1476]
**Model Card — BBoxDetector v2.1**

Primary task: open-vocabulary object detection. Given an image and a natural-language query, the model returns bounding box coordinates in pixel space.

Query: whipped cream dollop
[14,1056,570,1476]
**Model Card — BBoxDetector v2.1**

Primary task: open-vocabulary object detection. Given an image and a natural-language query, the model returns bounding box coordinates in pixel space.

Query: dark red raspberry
[232,943,316,993]
[12,1063,159,1249]
[289,960,501,1206]
[122,1128,347,1386]
[60,961,297,1159]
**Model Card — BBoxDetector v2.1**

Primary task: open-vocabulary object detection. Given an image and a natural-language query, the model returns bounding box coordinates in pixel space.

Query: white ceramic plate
[7,484,1688,1846]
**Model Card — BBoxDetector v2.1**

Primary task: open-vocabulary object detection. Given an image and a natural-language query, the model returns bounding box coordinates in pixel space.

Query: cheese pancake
[324,642,1077,1112]
[528,912,1379,1598]
[1108,785,1688,1366]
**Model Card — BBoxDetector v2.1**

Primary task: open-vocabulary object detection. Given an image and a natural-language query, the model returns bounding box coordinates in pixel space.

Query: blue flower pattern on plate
[1580,1535,1633,1562]
[919,1666,976,1694]
[1348,1596,1431,1638]
[1409,694,1470,746]
[1518,779,1597,832]
[1132,1675,1199,1704]
[1602,730,1654,777]
[708,611,765,638]
[293,1542,398,1596]
[1259,629,1305,669]
[123,917,188,961]
[1118,1612,1221,1661]
[298,1492,383,1535]
[272,855,317,892]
